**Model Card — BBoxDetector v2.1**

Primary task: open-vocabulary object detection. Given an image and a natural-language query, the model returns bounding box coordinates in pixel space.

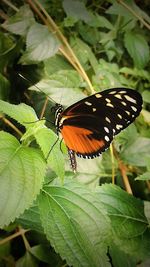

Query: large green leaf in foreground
[0,131,46,228]
[39,181,111,267]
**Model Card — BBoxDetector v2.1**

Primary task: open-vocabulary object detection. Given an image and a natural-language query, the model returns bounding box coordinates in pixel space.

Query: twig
[112,144,133,194]
[0,116,23,136]
[0,228,29,245]
[118,160,133,194]
[26,0,95,94]
[118,0,150,30]
[19,226,31,251]
[146,180,150,192]
[40,97,49,119]
[0,9,9,20]
[110,144,115,184]
[2,0,19,12]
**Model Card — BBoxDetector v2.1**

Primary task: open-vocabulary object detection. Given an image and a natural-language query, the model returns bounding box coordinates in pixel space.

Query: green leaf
[63,0,92,23]
[0,31,16,71]
[30,245,54,264]
[107,0,150,24]
[70,37,98,72]
[78,22,101,46]
[124,31,150,69]
[34,127,65,180]
[0,74,10,100]
[29,70,85,106]
[135,172,150,181]
[142,90,150,103]
[0,239,10,259]
[39,181,111,267]
[121,137,150,167]
[97,184,150,259]
[0,131,46,228]
[97,184,148,238]
[114,124,139,152]
[88,14,113,30]
[16,204,44,233]
[44,55,73,75]
[19,23,60,64]
[0,100,38,128]
[120,67,150,81]
[2,4,35,36]
[106,1,136,19]
[66,156,104,187]
[109,243,136,267]
[144,201,150,224]
[16,251,38,267]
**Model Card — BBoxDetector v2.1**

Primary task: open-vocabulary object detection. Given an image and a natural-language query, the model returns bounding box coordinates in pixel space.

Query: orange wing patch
[61,125,105,155]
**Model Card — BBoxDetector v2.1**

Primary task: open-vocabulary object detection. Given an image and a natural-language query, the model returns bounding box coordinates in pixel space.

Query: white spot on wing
[124,95,137,104]
[125,110,130,115]
[85,101,92,106]
[109,91,116,94]
[104,127,109,133]
[105,117,111,123]
[92,108,96,112]
[95,93,102,98]
[105,135,110,142]
[116,124,123,130]
[121,101,127,106]
[131,106,137,112]
[118,114,122,119]
[106,103,114,108]
[106,98,111,103]
[119,90,126,94]
[114,94,122,99]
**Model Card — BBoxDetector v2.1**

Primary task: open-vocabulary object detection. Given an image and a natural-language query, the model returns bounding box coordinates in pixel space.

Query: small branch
[118,160,133,194]
[112,144,133,194]
[110,144,115,184]
[2,0,19,12]
[0,116,23,136]
[40,97,49,119]
[19,226,31,251]
[0,9,9,20]
[26,0,95,94]
[0,228,29,246]
[118,0,150,31]
[146,180,150,192]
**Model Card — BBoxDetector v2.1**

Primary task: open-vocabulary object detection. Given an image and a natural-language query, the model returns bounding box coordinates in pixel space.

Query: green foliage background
[0,1,150,266]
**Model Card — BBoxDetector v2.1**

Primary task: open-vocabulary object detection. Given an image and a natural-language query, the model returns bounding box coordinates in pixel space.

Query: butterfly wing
[59,88,143,158]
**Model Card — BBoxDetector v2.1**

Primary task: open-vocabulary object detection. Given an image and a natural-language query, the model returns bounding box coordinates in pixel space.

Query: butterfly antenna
[46,135,60,160]
[19,73,55,125]
[18,73,57,104]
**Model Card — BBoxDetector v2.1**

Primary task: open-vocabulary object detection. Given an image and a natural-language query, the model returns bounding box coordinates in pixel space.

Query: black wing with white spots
[58,88,143,159]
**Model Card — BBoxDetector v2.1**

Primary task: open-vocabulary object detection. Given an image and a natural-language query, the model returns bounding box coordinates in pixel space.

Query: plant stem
[118,0,150,30]
[26,0,95,94]
[0,228,29,245]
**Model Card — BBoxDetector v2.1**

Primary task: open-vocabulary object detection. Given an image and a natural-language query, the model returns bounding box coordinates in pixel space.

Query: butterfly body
[54,88,143,171]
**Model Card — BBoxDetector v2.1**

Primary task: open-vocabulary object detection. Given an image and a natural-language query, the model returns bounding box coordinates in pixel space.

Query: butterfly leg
[68,149,77,173]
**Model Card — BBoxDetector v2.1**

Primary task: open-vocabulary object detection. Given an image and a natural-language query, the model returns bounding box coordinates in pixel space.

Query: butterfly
[53,88,143,172]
